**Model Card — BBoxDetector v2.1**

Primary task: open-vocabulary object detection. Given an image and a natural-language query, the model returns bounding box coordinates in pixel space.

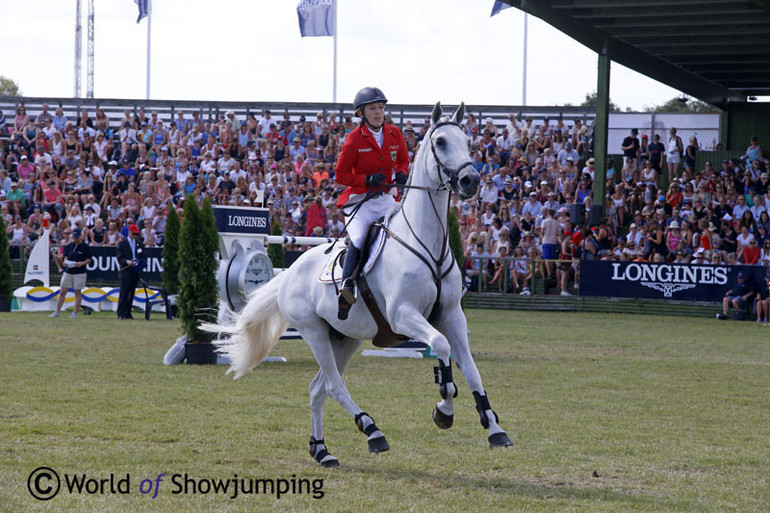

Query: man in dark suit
[116,224,144,319]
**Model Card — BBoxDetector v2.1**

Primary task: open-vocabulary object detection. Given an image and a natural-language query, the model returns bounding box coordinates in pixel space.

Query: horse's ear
[452,102,466,125]
[431,102,442,125]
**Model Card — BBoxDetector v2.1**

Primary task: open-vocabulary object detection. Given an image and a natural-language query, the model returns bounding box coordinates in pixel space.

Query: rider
[335,86,409,319]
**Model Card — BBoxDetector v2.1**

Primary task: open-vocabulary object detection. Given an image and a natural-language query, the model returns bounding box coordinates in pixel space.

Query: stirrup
[339,278,357,305]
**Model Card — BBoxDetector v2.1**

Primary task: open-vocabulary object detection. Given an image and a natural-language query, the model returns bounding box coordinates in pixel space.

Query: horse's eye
[435,137,446,149]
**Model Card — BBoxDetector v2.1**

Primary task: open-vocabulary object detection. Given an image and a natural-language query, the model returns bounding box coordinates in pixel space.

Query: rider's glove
[395,172,408,186]
[365,173,386,188]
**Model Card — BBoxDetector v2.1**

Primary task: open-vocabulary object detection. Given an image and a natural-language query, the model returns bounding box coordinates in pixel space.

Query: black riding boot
[338,245,361,320]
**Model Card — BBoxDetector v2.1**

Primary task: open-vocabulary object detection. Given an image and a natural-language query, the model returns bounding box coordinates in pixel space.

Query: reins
[374,121,469,318]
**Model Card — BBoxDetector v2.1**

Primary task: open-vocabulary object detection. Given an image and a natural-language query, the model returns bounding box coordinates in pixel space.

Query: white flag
[24,229,50,287]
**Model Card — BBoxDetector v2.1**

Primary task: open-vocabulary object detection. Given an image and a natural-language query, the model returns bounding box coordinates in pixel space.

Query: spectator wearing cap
[6,181,26,217]
[522,191,543,219]
[479,175,499,210]
[718,271,753,320]
[50,228,91,319]
[556,141,579,167]
[646,133,664,172]
[223,110,239,134]
[289,137,306,162]
[116,223,144,320]
[16,154,35,181]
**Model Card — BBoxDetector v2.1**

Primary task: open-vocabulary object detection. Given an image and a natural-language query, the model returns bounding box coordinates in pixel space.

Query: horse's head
[425,102,479,200]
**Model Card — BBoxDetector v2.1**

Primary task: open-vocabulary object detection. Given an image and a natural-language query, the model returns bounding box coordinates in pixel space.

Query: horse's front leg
[389,305,457,428]
[435,306,513,448]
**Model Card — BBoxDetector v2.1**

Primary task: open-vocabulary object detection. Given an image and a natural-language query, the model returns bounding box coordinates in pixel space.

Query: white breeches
[344,193,396,248]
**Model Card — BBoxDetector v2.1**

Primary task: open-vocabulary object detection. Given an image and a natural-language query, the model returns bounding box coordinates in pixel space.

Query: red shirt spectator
[304,197,327,236]
[743,240,761,264]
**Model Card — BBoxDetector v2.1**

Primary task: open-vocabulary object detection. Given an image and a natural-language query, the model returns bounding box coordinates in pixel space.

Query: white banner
[24,229,50,287]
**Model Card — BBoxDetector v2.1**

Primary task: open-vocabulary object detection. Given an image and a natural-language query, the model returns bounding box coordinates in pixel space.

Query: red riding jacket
[335,124,409,208]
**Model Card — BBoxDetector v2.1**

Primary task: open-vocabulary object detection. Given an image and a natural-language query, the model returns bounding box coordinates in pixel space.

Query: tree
[161,202,180,295]
[268,217,285,269]
[646,96,717,113]
[177,196,218,343]
[0,76,21,97]
[0,216,13,307]
[447,209,464,274]
[579,91,620,112]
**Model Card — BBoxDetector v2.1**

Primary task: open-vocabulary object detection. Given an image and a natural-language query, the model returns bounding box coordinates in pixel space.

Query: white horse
[210,102,512,467]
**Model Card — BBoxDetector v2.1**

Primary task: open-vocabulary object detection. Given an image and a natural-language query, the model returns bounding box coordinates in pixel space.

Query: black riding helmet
[353,87,388,116]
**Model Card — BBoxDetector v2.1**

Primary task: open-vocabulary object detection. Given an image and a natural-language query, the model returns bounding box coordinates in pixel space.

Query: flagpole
[146,0,152,100]
[522,13,528,106]
[332,0,338,104]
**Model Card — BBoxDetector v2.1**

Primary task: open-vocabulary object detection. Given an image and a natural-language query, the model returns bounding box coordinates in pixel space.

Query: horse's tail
[207,271,288,379]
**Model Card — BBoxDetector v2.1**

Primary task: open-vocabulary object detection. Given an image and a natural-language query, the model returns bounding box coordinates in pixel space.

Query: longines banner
[579,261,766,301]
[85,247,163,282]
[213,206,270,236]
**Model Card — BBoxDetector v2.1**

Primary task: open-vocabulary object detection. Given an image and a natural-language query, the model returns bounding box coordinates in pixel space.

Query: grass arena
[2,309,768,512]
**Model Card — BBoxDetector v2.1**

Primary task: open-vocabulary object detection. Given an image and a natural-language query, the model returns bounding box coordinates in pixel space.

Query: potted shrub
[0,216,13,312]
[177,195,219,364]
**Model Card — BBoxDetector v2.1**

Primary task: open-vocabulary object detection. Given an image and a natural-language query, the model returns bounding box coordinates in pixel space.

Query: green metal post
[592,48,611,216]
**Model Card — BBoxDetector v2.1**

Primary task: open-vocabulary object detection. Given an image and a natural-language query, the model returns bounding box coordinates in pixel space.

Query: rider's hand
[365,173,386,188]
[395,172,408,186]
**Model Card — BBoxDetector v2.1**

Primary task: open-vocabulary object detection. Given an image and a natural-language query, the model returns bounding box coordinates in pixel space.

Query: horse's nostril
[460,176,472,188]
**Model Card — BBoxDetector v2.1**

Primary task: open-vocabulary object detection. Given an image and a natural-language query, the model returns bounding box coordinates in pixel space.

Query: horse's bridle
[376,120,472,322]
[428,120,475,191]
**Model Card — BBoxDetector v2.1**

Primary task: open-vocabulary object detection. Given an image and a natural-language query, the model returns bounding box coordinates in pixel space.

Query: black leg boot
[338,245,361,320]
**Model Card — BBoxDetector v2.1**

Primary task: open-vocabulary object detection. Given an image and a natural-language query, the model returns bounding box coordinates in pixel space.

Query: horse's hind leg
[308,336,362,467]
[302,320,389,454]
[436,307,513,448]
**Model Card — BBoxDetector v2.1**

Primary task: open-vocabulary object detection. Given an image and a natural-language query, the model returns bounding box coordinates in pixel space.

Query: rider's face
[363,102,385,128]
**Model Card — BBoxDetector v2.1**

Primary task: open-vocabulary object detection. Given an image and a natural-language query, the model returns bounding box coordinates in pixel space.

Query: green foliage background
[0,216,12,300]
[268,217,285,269]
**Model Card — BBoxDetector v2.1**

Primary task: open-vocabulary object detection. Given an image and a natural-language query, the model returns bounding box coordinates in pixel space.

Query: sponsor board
[580,260,766,301]
[86,247,163,282]
[214,206,269,235]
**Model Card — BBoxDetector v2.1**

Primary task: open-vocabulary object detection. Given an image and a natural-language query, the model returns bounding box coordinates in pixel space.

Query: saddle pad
[317,221,389,284]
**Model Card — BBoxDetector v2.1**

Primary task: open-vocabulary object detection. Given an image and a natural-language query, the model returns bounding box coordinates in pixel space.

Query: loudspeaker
[589,205,604,226]
[569,203,585,225]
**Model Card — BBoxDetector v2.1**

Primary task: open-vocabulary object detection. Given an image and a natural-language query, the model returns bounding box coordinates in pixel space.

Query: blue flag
[297,0,335,37]
[134,0,149,24]
[490,1,511,17]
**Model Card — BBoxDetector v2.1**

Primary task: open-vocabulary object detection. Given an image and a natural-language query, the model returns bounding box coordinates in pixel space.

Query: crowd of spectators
[457,116,768,295]
[0,103,766,296]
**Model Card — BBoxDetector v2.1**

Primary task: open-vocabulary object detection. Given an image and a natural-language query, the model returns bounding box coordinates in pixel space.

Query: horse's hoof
[368,435,390,453]
[432,406,454,429]
[320,458,340,468]
[488,431,513,448]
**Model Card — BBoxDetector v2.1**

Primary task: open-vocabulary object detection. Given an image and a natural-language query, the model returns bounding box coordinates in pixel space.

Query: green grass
[1,310,769,512]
